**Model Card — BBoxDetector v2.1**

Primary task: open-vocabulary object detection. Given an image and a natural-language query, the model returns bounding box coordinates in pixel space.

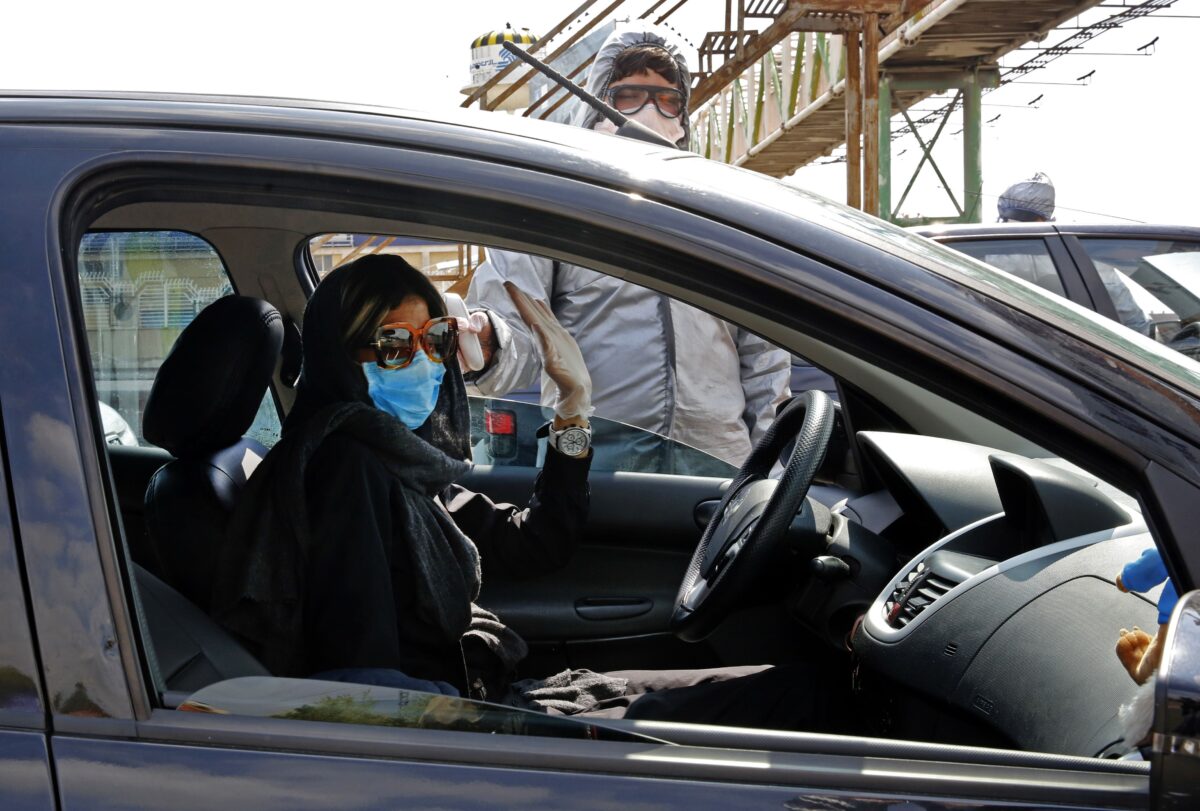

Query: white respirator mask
[594,106,686,147]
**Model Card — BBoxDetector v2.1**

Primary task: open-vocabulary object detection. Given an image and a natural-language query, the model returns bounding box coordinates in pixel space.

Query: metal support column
[845,31,862,211]
[962,70,983,223]
[879,74,891,220]
[879,68,998,225]
[862,13,881,217]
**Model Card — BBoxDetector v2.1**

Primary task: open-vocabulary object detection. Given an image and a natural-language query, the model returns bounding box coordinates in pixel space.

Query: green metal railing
[690,29,996,226]
[692,31,844,169]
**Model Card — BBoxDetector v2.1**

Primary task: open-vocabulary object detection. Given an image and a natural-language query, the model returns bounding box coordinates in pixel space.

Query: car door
[0,118,804,810]
[4,101,1184,809]
[0,428,56,811]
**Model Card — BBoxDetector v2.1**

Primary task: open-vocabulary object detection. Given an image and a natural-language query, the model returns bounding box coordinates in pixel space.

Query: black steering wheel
[670,390,835,642]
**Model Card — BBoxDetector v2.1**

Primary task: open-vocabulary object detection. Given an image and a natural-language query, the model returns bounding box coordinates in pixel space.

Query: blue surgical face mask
[362,350,445,430]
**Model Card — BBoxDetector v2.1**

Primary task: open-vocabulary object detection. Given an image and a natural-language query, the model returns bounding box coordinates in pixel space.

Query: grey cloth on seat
[508,669,629,715]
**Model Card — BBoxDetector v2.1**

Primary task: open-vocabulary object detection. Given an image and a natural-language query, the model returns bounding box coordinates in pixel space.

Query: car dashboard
[823,431,1159,757]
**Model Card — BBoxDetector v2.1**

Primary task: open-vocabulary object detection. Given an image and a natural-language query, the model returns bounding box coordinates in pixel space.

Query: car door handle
[574,597,653,621]
[695,499,721,528]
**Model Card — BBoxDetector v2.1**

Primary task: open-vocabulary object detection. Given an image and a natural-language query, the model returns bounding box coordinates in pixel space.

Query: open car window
[308,233,788,477]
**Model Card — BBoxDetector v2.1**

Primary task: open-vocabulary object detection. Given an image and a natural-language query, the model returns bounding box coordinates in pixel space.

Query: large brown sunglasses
[356,316,459,370]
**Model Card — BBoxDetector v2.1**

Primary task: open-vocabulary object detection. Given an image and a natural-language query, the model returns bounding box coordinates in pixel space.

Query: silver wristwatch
[545,422,592,458]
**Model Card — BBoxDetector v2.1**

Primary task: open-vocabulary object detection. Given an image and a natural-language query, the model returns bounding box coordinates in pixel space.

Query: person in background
[996,172,1056,224]
[466,20,791,469]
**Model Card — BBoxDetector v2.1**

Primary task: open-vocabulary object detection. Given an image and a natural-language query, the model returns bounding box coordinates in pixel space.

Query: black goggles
[606,84,684,118]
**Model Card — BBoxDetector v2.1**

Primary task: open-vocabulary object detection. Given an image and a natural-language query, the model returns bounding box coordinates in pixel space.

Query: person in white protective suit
[465,21,792,468]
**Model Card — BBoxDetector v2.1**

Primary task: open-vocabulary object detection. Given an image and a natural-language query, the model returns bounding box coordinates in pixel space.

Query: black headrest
[143,296,283,458]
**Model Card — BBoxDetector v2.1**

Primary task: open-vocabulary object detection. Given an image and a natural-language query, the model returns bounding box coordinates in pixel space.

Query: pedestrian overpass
[462,1,1171,224]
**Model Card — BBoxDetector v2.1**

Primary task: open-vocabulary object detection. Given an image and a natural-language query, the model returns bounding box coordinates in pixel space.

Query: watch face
[558,427,590,457]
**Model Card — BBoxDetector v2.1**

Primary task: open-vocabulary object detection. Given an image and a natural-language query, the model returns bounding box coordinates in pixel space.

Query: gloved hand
[452,310,495,371]
[504,281,593,420]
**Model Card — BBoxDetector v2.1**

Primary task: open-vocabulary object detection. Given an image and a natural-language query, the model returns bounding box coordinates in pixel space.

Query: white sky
[5,1,1195,225]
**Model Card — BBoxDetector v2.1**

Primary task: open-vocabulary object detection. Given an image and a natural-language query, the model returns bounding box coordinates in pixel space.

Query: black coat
[213,261,590,695]
[304,431,589,692]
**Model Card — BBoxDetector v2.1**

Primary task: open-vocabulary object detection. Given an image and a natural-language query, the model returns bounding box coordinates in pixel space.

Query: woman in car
[211,254,596,702]
[212,253,846,728]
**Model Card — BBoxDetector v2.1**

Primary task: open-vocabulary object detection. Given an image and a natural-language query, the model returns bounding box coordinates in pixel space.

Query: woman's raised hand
[503,282,593,420]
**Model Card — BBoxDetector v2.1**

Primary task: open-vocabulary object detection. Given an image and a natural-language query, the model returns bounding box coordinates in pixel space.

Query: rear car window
[79,231,282,448]
[946,238,1066,296]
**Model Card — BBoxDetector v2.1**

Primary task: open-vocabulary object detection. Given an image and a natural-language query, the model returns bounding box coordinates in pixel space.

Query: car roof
[0,88,644,157]
[5,91,1199,403]
[911,221,1200,240]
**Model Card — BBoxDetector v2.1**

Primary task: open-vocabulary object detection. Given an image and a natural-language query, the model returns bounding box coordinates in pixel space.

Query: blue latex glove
[1120,547,1179,625]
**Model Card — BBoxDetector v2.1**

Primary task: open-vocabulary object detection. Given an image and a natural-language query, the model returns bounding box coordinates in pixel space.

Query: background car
[2,92,1200,808]
[97,401,137,446]
[914,222,1200,357]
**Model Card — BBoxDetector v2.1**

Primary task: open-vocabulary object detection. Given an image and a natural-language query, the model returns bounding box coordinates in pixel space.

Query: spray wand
[500,41,678,149]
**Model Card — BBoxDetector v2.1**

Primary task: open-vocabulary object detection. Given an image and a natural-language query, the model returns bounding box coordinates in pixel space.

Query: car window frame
[69,150,1194,520]
[1060,232,1125,323]
[2,153,146,736]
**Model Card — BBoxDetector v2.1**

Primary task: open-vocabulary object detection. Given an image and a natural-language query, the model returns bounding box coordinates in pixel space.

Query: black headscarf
[285,258,472,461]
[211,257,528,679]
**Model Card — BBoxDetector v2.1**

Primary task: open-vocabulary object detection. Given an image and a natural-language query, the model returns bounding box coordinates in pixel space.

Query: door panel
[464,466,728,669]
[52,735,808,811]
[51,727,1147,811]
[0,731,56,811]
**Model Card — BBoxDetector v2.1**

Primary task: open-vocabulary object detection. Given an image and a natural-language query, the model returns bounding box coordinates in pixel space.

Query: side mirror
[1152,589,1200,809]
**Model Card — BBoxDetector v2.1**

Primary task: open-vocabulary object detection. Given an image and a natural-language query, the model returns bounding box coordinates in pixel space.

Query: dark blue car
[2,91,1199,809]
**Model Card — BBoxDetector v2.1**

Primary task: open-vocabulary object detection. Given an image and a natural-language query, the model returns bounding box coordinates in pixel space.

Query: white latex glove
[452,310,493,371]
[504,281,593,420]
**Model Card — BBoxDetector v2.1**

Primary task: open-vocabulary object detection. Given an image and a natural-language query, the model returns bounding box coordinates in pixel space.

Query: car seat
[142,295,283,612]
[136,295,284,695]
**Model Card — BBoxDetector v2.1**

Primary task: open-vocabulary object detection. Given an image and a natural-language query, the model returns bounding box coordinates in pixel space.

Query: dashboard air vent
[885,564,956,628]
[883,550,993,630]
